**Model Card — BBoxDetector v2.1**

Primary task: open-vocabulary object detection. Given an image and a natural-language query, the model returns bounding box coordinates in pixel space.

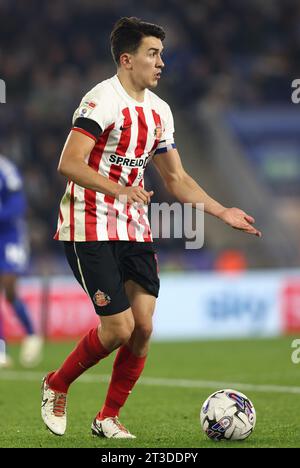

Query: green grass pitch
[0,336,300,448]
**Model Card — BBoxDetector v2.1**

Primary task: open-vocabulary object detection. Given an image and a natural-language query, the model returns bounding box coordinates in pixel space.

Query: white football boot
[91,416,136,439]
[20,335,43,368]
[41,374,67,436]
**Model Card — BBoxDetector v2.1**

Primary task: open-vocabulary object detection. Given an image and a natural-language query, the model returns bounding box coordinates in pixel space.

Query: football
[200,389,256,441]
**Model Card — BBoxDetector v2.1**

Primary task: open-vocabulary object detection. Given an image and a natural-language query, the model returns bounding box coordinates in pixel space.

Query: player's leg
[42,308,135,436]
[48,308,135,395]
[41,241,134,436]
[1,272,43,367]
[125,279,156,356]
[48,241,134,392]
[92,242,159,439]
[122,241,159,359]
[97,242,159,426]
[92,281,155,439]
[97,280,155,413]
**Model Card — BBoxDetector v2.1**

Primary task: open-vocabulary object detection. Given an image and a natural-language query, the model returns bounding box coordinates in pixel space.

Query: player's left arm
[152,147,262,237]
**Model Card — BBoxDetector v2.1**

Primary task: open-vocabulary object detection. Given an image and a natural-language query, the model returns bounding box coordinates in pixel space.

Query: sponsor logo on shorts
[93,290,111,307]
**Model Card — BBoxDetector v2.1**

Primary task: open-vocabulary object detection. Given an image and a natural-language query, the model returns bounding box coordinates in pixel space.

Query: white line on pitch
[0,370,300,394]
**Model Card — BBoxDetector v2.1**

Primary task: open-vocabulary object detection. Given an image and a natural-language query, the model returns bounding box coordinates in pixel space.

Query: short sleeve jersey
[54,75,175,242]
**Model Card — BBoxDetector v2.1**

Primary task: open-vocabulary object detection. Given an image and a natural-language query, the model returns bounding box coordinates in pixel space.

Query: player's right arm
[58,130,152,204]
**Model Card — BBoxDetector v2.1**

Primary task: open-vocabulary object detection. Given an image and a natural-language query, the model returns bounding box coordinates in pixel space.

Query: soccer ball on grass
[200,389,256,441]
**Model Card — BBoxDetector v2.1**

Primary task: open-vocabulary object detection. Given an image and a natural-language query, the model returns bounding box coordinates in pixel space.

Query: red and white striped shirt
[54,75,175,243]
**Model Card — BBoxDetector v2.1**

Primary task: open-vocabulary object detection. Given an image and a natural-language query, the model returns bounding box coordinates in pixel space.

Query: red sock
[98,345,146,420]
[48,328,110,393]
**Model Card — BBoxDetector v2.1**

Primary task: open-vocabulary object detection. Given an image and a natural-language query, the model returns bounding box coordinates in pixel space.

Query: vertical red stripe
[135,107,152,241]
[126,169,138,186]
[105,108,133,240]
[135,107,148,157]
[137,178,152,241]
[125,169,138,241]
[54,208,64,240]
[88,123,115,171]
[125,107,152,241]
[105,164,123,240]
[116,107,132,156]
[106,108,131,197]
[70,181,75,240]
[136,205,152,241]
[105,202,118,240]
[85,123,115,240]
[150,110,162,153]
[126,207,137,241]
[126,107,148,188]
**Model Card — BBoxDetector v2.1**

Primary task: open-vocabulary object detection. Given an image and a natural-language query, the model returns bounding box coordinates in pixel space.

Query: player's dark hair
[110,17,165,66]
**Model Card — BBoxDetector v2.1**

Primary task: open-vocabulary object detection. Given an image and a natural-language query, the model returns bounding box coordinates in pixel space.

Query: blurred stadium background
[1,0,300,448]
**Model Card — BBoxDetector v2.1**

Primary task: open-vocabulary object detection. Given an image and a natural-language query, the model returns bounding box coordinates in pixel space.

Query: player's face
[130,36,164,89]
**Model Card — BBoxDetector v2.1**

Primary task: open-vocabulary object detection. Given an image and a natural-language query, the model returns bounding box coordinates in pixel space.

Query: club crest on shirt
[154,125,162,140]
[79,108,88,117]
[93,290,111,307]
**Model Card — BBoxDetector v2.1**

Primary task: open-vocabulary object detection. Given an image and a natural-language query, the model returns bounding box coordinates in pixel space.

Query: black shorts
[64,241,160,316]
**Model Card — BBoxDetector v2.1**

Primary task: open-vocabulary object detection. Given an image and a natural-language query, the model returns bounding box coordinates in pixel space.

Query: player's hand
[218,207,262,237]
[116,186,154,205]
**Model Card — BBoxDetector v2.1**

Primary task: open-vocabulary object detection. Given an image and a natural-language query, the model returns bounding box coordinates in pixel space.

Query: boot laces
[51,392,66,417]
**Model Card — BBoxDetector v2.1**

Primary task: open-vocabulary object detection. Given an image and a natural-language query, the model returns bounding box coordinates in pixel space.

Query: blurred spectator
[0,154,43,367]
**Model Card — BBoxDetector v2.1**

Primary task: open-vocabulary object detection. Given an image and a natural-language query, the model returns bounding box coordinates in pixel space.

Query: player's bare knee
[115,318,135,344]
[115,327,133,346]
[98,312,135,347]
[104,327,133,349]
[134,323,153,342]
